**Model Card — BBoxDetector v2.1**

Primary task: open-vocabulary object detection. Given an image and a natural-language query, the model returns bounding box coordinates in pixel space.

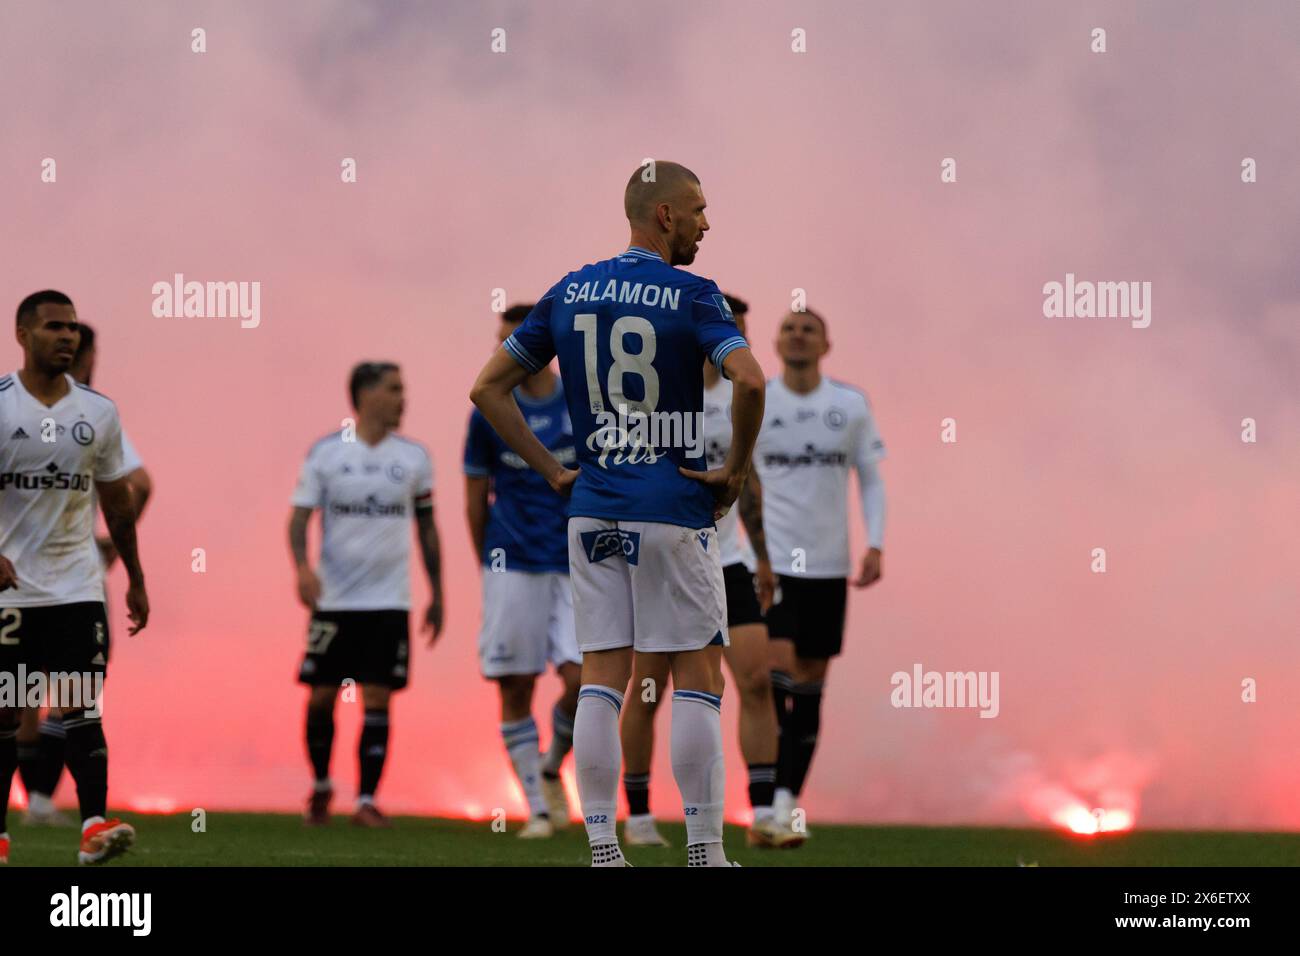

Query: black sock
[789,681,825,797]
[17,737,40,796]
[306,707,334,784]
[623,772,650,816]
[0,721,17,833]
[771,670,795,791]
[358,708,389,799]
[747,762,777,813]
[34,715,66,796]
[62,710,108,821]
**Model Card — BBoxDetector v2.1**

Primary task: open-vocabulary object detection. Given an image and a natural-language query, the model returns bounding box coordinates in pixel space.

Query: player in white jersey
[620,295,800,849]
[0,291,150,865]
[756,309,887,835]
[289,362,444,827]
[18,322,153,827]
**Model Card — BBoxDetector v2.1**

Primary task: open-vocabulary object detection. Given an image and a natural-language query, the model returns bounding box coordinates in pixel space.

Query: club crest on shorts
[580,528,641,565]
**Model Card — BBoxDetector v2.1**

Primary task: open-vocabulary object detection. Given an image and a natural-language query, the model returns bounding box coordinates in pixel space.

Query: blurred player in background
[464,303,581,840]
[471,160,765,867]
[1,290,149,864]
[620,294,800,848]
[18,321,153,827]
[757,309,887,836]
[289,362,443,828]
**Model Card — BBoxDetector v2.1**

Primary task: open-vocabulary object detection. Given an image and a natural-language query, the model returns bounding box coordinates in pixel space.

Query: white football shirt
[702,377,754,569]
[120,426,143,474]
[292,431,434,611]
[0,372,129,606]
[753,377,886,578]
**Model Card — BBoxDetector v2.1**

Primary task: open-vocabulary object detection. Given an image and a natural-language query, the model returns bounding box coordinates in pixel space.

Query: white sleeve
[859,459,886,550]
[119,426,144,473]
[291,446,324,509]
[414,447,434,511]
[855,398,886,549]
[95,407,129,482]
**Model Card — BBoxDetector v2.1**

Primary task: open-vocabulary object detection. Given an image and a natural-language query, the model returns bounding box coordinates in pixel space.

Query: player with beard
[1,290,149,864]
[470,161,766,866]
[17,322,152,827]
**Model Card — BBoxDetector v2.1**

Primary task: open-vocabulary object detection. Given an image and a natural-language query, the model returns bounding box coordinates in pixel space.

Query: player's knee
[361,685,391,710]
[307,687,336,713]
[17,707,41,739]
[497,675,534,713]
[768,638,795,672]
[558,679,580,712]
[735,662,772,703]
[794,658,829,684]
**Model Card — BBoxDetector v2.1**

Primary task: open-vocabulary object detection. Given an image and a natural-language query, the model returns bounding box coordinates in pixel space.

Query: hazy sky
[2,1,1297,831]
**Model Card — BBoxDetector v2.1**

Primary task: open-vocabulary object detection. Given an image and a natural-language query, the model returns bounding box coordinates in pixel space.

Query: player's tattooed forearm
[103,501,143,581]
[288,509,311,566]
[738,475,769,562]
[417,511,443,589]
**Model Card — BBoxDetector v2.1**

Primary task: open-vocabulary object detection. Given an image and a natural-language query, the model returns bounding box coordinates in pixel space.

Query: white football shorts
[478,569,581,677]
[567,516,729,654]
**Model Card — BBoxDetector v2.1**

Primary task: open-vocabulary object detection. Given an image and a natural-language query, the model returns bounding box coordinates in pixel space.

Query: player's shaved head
[624,161,700,226]
[623,160,710,267]
[795,308,827,335]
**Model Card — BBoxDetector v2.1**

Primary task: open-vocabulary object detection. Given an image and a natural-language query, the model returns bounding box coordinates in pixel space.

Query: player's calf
[670,682,730,867]
[0,708,18,853]
[574,671,630,866]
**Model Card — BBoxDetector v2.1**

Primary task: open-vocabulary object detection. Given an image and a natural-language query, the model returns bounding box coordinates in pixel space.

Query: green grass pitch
[5,813,1298,866]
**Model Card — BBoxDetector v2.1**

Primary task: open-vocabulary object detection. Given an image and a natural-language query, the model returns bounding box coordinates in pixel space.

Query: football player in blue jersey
[470,161,766,867]
[464,303,582,839]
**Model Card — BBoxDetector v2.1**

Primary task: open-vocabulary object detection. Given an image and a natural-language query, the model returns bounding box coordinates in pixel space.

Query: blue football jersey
[463,383,575,573]
[503,247,748,528]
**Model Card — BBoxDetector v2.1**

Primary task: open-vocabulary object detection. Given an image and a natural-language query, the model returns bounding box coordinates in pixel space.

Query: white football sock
[671,689,727,864]
[501,716,547,818]
[575,685,624,854]
[27,791,55,814]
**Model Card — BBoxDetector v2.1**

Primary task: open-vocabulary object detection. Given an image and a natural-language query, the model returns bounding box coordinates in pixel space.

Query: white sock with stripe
[574,685,624,863]
[501,716,547,818]
[671,689,728,867]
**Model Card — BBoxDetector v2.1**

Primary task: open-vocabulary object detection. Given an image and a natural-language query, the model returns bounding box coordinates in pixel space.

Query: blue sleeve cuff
[711,336,749,371]
[503,335,542,374]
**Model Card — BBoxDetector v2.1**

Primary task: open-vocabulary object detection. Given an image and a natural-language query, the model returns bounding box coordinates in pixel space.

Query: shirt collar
[623,246,664,261]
